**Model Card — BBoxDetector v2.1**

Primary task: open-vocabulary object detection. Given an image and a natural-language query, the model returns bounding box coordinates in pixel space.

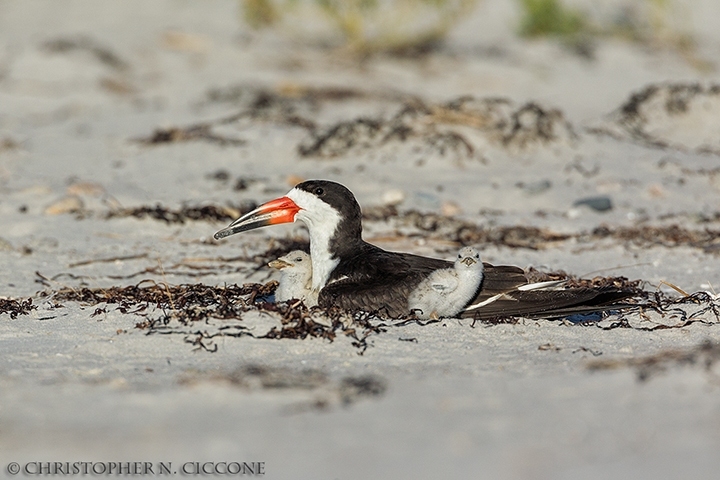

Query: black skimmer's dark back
[215,180,634,319]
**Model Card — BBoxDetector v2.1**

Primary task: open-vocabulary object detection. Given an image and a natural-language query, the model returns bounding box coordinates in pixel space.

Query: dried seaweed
[564,275,645,292]
[164,94,570,160]
[297,96,574,159]
[597,291,719,331]
[587,340,720,381]
[594,83,720,154]
[87,199,720,253]
[138,124,246,146]
[49,281,273,322]
[138,86,324,147]
[258,302,340,342]
[362,207,720,252]
[69,254,148,268]
[590,224,720,251]
[470,315,522,327]
[298,118,383,157]
[104,202,257,224]
[41,279,385,353]
[43,36,129,71]
[181,363,386,410]
[0,297,36,319]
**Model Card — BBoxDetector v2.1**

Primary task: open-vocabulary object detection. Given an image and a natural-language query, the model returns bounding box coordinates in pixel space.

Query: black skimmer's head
[456,246,482,270]
[215,180,363,290]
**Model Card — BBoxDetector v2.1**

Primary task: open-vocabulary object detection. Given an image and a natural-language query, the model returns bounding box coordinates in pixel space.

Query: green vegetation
[517,0,587,38]
[515,0,708,69]
[242,0,280,28]
[239,0,479,55]
[241,0,709,69]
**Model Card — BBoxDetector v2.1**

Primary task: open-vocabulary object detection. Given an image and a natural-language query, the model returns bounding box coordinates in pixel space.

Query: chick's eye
[295,257,302,262]
[314,187,324,196]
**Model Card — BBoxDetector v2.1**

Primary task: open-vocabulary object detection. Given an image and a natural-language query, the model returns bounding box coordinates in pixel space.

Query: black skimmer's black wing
[214,180,637,319]
[319,244,452,317]
[459,285,634,319]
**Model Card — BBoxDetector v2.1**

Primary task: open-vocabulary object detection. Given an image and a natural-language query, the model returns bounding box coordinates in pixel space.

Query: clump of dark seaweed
[105,202,257,224]
[0,297,37,319]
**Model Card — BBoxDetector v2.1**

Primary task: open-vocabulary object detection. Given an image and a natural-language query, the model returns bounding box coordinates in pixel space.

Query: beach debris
[161,30,211,53]
[0,297,36,319]
[44,196,84,215]
[517,179,552,195]
[41,279,383,353]
[66,181,106,197]
[361,207,720,252]
[589,224,720,251]
[381,189,406,206]
[298,118,383,157]
[43,35,130,71]
[0,137,21,152]
[573,195,613,212]
[591,82,720,155]
[104,202,256,224]
[587,340,720,381]
[138,124,246,146]
[440,201,461,216]
[0,238,14,251]
[181,364,386,410]
[596,290,719,331]
[138,86,575,159]
[298,96,575,159]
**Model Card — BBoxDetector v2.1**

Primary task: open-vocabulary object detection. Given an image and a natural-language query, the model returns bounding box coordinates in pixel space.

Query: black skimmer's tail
[215,180,637,319]
[268,250,316,305]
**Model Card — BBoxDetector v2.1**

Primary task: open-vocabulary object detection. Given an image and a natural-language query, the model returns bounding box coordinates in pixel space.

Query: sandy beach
[2,1,720,478]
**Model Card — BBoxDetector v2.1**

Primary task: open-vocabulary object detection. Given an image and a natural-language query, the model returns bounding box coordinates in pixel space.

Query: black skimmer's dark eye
[314,187,324,196]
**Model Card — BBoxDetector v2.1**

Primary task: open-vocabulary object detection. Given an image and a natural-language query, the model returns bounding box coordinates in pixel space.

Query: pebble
[381,189,405,206]
[441,201,461,216]
[573,195,613,212]
[517,180,552,195]
[286,175,305,186]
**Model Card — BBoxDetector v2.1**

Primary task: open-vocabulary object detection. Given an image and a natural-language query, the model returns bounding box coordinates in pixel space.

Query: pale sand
[1,1,720,478]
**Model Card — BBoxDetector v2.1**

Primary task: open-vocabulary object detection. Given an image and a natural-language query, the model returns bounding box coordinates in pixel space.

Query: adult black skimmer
[215,180,635,319]
[268,250,317,305]
[408,246,485,320]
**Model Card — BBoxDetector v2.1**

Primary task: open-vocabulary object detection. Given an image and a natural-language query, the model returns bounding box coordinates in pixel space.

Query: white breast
[286,188,342,291]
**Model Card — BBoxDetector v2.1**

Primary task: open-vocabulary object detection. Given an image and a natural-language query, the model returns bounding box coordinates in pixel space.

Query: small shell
[44,196,84,215]
[66,181,105,197]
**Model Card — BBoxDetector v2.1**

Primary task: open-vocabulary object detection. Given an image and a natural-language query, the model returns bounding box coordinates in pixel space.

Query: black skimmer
[408,246,484,319]
[268,250,317,305]
[215,180,635,319]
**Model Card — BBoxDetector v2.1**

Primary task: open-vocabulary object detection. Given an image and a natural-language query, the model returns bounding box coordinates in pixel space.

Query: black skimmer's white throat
[408,246,484,319]
[268,250,317,305]
[215,180,634,319]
